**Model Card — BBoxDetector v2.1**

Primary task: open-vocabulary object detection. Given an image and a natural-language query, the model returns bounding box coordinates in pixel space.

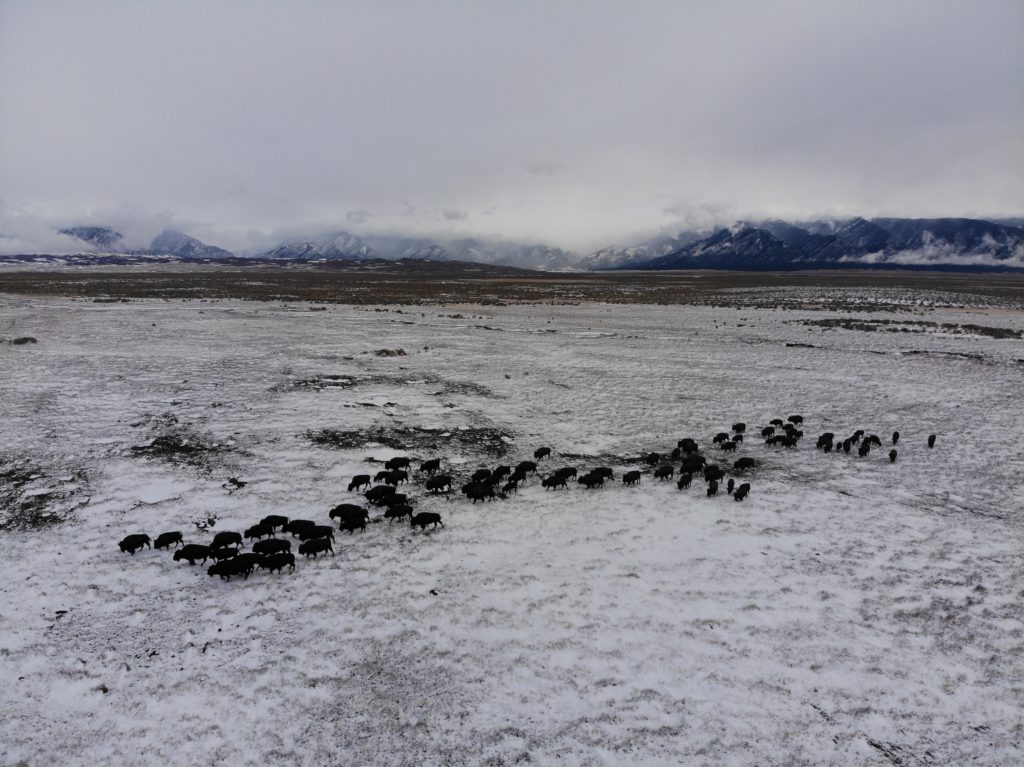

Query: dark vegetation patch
[0,457,88,530]
[794,317,1022,339]
[284,373,497,398]
[307,425,514,457]
[129,411,233,470]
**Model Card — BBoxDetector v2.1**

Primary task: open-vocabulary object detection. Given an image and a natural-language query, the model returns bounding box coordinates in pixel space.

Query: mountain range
[31,217,1024,272]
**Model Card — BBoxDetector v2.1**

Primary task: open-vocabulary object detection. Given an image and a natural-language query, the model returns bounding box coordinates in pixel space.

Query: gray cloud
[0,0,1021,253]
[442,209,468,221]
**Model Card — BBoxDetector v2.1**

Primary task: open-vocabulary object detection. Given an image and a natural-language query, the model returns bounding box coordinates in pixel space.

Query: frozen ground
[0,293,1022,766]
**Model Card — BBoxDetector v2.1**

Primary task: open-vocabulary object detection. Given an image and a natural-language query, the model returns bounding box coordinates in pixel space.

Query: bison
[788,415,803,424]
[516,460,538,475]
[733,457,755,472]
[542,474,567,490]
[472,468,493,483]
[258,552,295,573]
[173,544,211,564]
[284,519,316,536]
[502,479,519,494]
[425,474,453,493]
[623,470,642,486]
[492,465,512,481]
[707,480,719,497]
[682,454,707,473]
[654,464,674,480]
[297,525,334,541]
[593,467,614,481]
[858,442,871,458]
[348,474,371,492]
[339,517,366,534]
[260,514,288,531]
[676,473,692,490]
[892,431,900,446]
[207,557,255,580]
[411,512,443,530]
[466,483,495,503]
[554,466,577,480]
[578,473,605,489]
[733,483,750,501]
[209,547,239,562]
[732,422,746,434]
[384,504,414,522]
[385,456,411,470]
[713,432,729,445]
[534,447,552,460]
[726,478,735,494]
[721,441,737,452]
[253,538,291,556]
[119,534,151,555]
[365,485,396,505]
[244,524,274,541]
[761,426,775,437]
[418,458,441,474]
[704,465,725,483]
[211,531,242,549]
[153,531,182,550]
[928,434,936,448]
[889,449,898,463]
[374,469,392,483]
[330,503,369,523]
[644,452,661,466]
[299,538,334,558]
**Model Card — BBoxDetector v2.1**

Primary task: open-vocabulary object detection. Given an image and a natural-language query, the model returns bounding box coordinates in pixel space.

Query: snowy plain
[0,289,1022,766]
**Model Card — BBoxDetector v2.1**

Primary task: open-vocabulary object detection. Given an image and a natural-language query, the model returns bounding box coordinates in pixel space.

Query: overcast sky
[1,0,1022,253]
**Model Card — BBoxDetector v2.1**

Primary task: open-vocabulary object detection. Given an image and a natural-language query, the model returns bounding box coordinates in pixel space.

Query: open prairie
[1,273,1022,766]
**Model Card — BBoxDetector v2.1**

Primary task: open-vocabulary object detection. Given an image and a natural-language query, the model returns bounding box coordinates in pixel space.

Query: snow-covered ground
[1,293,1021,766]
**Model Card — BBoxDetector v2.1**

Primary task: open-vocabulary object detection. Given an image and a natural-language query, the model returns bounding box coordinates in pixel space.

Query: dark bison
[721,441,737,452]
[928,434,936,448]
[704,465,725,483]
[733,483,750,501]
[654,464,674,480]
[339,517,366,534]
[211,531,242,549]
[732,422,746,434]
[623,470,642,486]
[472,468,493,483]
[761,426,775,437]
[842,439,852,454]
[209,547,239,562]
[644,452,661,466]
[542,474,567,490]
[858,442,871,457]
[534,447,552,460]
[348,474,371,492]
[707,480,719,497]
[892,431,900,446]
[516,460,538,475]
[788,415,803,424]
[299,538,334,558]
[554,466,577,480]
[260,514,288,531]
[851,429,865,443]
[373,469,391,483]
[677,437,698,452]
[770,418,784,427]
[682,454,707,473]
[816,433,835,449]
[365,485,397,505]
[411,512,443,530]
[119,534,151,555]
[330,503,369,523]
[492,465,512,481]
[733,434,744,443]
[733,457,756,472]
[578,473,605,489]
[258,552,295,573]
[418,458,441,474]
[383,493,408,508]
[173,544,212,564]
[385,504,414,522]
[207,557,255,580]
[593,467,614,481]
[284,519,316,536]
[726,478,735,494]
[384,470,408,486]
[713,432,730,445]
[253,538,291,556]
[297,525,334,541]
[466,483,495,503]
[502,480,519,494]
[866,434,882,447]
[244,524,275,541]
[426,474,453,493]
[153,531,183,550]
[889,449,898,463]
[676,473,692,490]
[385,456,411,470]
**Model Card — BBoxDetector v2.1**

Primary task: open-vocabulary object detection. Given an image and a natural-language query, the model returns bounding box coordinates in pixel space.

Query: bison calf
[623,470,642,486]
[119,534,151,555]
[676,473,692,490]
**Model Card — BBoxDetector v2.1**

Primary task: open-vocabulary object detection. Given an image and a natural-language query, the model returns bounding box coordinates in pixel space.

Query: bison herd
[120,418,938,581]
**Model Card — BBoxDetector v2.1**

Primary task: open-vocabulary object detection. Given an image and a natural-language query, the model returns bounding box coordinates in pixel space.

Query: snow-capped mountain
[263,231,373,260]
[147,230,234,259]
[579,231,706,270]
[606,218,1024,271]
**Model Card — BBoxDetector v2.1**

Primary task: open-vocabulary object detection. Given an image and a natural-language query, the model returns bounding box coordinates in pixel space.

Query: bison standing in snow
[119,534,151,555]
